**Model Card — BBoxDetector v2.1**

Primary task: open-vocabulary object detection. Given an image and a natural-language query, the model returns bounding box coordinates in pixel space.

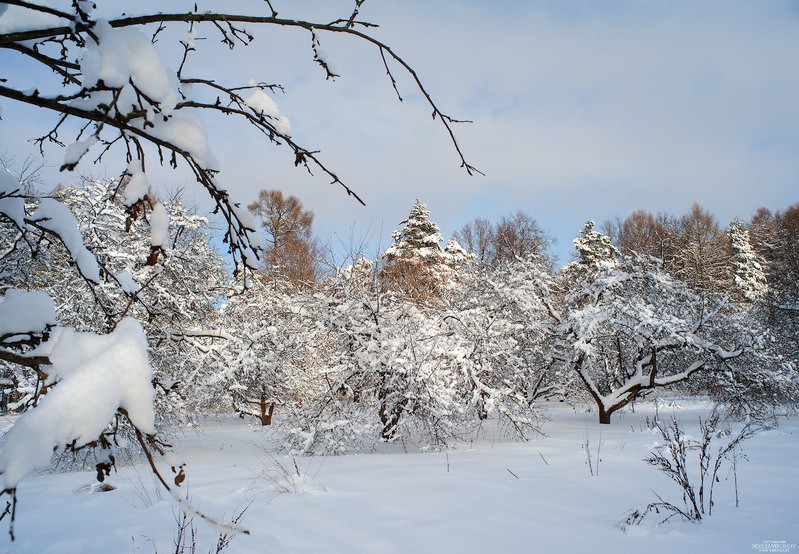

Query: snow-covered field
[2,400,797,554]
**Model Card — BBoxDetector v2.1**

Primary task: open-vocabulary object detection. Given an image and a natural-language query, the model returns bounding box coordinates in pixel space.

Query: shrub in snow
[621,410,761,527]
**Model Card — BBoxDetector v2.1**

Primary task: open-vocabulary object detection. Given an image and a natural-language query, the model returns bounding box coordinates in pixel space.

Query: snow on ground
[1,400,796,553]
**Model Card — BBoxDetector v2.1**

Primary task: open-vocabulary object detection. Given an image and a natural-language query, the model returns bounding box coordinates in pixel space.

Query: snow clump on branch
[80,20,181,115]
[30,199,101,283]
[0,289,56,338]
[0,318,154,490]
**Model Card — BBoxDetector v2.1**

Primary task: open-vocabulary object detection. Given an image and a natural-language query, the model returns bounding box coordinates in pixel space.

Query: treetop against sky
[1,0,798,264]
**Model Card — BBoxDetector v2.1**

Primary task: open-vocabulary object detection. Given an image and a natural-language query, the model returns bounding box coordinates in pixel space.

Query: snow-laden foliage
[1,178,228,424]
[728,219,767,302]
[558,222,798,423]
[0,289,56,338]
[384,199,446,261]
[382,199,472,301]
[275,253,559,454]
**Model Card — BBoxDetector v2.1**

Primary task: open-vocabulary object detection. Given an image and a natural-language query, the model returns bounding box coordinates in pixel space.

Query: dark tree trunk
[379,399,403,441]
[258,386,275,426]
[378,369,404,441]
[476,391,489,421]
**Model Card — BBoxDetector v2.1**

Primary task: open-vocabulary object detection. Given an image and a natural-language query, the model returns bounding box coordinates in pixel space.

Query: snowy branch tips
[0,0,478,271]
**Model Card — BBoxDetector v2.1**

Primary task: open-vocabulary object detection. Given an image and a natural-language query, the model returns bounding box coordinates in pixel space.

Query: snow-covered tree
[207,277,321,425]
[570,220,620,269]
[743,207,799,405]
[728,219,767,303]
[750,204,799,311]
[382,199,469,301]
[443,256,559,437]
[557,223,790,424]
[283,260,474,454]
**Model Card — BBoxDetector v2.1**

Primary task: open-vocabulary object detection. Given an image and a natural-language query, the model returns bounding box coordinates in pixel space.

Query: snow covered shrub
[285,407,380,456]
[282,264,471,454]
[208,277,321,423]
[283,251,560,454]
[441,256,560,438]
[621,409,761,527]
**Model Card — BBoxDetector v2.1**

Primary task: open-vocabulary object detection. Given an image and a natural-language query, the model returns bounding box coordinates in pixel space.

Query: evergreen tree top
[385,199,445,259]
[572,221,620,267]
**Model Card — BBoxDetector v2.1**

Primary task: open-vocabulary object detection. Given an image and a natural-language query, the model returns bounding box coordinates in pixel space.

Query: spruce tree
[729,219,768,302]
[382,199,466,301]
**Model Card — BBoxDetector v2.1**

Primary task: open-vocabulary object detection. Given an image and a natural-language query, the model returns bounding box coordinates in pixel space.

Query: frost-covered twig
[621,410,762,529]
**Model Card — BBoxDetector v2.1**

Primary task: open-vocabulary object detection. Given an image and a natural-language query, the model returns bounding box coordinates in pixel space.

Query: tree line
[3,181,795,458]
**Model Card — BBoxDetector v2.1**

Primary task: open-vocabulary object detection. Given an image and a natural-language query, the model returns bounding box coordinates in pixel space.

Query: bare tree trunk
[258,385,275,426]
[379,397,403,441]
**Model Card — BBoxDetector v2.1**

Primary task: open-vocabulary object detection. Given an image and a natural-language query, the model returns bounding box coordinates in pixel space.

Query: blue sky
[2,0,799,265]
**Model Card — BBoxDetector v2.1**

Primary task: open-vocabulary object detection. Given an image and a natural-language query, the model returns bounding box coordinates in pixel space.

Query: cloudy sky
[2,0,799,264]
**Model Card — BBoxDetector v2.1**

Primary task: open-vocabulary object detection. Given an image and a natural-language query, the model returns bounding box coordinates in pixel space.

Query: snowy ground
[1,400,797,553]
